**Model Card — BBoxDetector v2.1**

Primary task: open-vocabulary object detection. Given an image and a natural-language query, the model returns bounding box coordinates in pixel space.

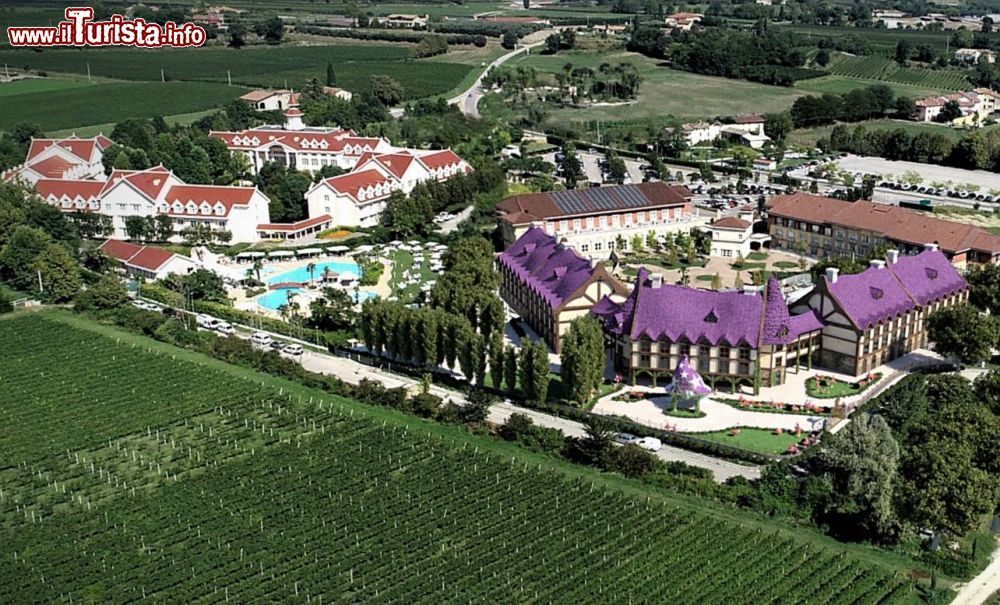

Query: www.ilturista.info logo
[7,7,206,48]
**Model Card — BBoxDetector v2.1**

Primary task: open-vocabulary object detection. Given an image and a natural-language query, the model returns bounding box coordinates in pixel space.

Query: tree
[936,100,963,123]
[575,417,614,465]
[124,216,152,242]
[489,332,504,389]
[0,225,50,289]
[606,153,627,184]
[503,344,518,391]
[501,31,518,50]
[33,243,81,302]
[604,444,660,478]
[973,370,1000,415]
[76,274,128,310]
[815,414,900,541]
[326,62,337,87]
[227,21,246,48]
[258,16,284,44]
[894,39,911,64]
[532,340,550,403]
[175,268,227,303]
[560,316,606,405]
[968,264,1000,315]
[711,272,722,290]
[368,75,404,107]
[763,112,794,142]
[154,215,173,242]
[814,48,831,67]
[382,191,434,239]
[308,288,355,332]
[926,305,998,365]
[560,142,582,188]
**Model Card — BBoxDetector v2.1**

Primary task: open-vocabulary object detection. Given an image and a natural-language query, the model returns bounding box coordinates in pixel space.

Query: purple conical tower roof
[761,275,791,345]
[671,354,711,397]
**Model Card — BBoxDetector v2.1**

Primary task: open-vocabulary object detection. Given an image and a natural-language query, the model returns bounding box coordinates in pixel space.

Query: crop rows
[829,55,968,90]
[0,315,916,603]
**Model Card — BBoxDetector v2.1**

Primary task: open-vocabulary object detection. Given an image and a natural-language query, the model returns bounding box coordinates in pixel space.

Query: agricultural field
[794,75,952,100]
[0,81,246,132]
[0,44,473,100]
[780,24,1000,56]
[0,78,91,97]
[826,55,968,91]
[0,311,923,603]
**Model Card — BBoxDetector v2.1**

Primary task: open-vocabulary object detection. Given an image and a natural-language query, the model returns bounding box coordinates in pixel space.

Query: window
[581,244,589,253]
[586,217,594,229]
[599,215,607,228]
[573,219,581,230]
[595,242,603,251]
[719,346,730,359]
[722,249,733,258]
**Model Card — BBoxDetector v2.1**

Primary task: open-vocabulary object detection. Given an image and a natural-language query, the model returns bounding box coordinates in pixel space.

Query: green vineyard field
[0,313,919,603]
[828,55,969,91]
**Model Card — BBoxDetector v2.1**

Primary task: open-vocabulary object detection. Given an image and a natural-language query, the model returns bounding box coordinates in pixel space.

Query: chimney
[825,267,839,284]
[923,242,940,252]
[869,259,886,269]
[886,249,899,265]
[650,273,663,289]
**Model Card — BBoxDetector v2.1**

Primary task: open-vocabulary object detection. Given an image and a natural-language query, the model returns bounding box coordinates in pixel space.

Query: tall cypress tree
[488,332,504,389]
[504,344,518,392]
[532,341,550,404]
[326,62,336,86]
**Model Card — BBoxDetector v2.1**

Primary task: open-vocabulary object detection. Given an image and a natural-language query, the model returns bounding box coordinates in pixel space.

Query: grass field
[780,24,1000,56]
[0,81,246,132]
[507,51,806,122]
[0,44,473,100]
[786,118,969,147]
[0,78,91,97]
[688,427,806,456]
[47,109,219,138]
[0,311,925,602]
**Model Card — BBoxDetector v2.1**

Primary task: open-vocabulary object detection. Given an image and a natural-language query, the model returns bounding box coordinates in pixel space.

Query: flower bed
[805,372,882,399]
[715,397,832,416]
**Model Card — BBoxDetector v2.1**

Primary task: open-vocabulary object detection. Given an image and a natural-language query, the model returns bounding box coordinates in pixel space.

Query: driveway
[448,34,551,119]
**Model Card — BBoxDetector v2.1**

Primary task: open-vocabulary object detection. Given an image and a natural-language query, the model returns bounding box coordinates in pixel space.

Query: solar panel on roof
[618,186,648,207]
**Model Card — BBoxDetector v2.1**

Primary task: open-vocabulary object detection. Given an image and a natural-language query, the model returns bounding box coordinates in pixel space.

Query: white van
[281,344,304,356]
[635,437,662,452]
[196,314,219,329]
[215,321,235,335]
[250,332,273,347]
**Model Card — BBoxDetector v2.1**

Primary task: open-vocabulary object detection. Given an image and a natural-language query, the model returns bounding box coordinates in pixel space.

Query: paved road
[447,37,549,119]
[951,537,1000,605]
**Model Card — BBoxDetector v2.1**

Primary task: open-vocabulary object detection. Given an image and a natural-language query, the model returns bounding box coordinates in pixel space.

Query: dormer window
[870,287,884,300]
[704,310,718,323]
[925,268,938,280]
[553,267,566,278]
[777,326,789,337]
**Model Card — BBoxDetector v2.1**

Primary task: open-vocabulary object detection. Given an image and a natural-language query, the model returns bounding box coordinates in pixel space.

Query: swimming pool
[257,287,376,311]
[266,261,361,285]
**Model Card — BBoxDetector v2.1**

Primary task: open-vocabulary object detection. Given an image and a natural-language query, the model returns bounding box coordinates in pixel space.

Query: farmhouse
[378,14,428,28]
[498,227,629,353]
[664,12,703,30]
[495,183,703,259]
[2,135,114,184]
[211,98,397,174]
[767,193,1000,268]
[238,89,295,112]
[954,48,996,64]
[322,86,353,102]
[99,238,198,280]
[305,149,471,228]
[792,248,968,375]
[913,89,999,125]
[720,115,770,149]
[592,270,823,392]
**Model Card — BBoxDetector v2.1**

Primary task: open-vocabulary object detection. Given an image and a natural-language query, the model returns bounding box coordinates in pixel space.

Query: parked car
[250,332,272,347]
[269,340,285,351]
[282,344,304,356]
[215,321,235,335]
[196,314,219,329]
[635,437,663,452]
[614,433,638,445]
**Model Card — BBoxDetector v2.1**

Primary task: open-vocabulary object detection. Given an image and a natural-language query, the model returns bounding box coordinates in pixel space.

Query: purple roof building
[498,227,629,352]
[793,246,968,376]
[592,268,823,394]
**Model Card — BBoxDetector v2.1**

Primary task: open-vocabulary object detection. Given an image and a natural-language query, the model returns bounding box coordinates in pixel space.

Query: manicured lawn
[748,251,768,261]
[0,78,91,97]
[695,275,715,282]
[732,261,766,270]
[387,250,438,303]
[506,51,807,121]
[688,427,807,456]
[773,261,800,269]
[0,81,245,131]
[805,373,882,399]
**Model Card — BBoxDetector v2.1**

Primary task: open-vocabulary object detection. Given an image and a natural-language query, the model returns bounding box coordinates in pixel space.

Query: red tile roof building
[305,150,472,228]
[3,135,113,184]
[99,239,198,279]
[766,193,1000,268]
